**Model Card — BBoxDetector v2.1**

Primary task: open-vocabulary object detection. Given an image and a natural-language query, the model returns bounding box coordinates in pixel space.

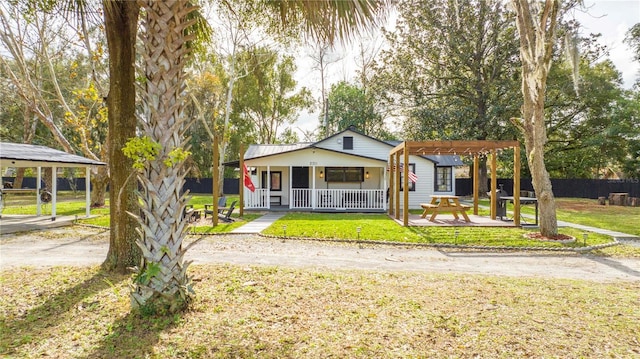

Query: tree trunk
[13,168,25,189]
[478,158,489,195]
[102,0,141,273]
[512,0,559,237]
[521,84,557,236]
[90,166,109,207]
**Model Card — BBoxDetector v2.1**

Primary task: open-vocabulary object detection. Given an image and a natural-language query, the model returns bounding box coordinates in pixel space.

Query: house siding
[314,130,391,160]
[246,148,386,168]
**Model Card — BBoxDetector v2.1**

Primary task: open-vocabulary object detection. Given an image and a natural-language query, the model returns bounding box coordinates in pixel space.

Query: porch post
[290,166,293,209]
[85,167,91,218]
[36,167,42,216]
[382,166,387,211]
[51,166,57,220]
[267,165,271,209]
[311,165,316,209]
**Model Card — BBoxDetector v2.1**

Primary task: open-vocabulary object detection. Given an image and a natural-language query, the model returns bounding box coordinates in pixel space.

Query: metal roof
[0,142,106,168]
[386,140,463,166]
[244,143,312,159]
[424,155,464,166]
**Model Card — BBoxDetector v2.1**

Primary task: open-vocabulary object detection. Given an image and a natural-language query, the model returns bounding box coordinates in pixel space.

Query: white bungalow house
[239,126,463,211]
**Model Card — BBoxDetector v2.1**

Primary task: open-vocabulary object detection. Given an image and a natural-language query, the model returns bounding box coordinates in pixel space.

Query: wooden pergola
[389,140,522,226]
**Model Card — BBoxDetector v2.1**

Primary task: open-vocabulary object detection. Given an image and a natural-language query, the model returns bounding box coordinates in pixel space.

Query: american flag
[408,170,418,183]
[389,163,418,183]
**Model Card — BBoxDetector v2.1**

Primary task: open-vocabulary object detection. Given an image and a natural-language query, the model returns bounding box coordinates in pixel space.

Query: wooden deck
[392,213,516,227]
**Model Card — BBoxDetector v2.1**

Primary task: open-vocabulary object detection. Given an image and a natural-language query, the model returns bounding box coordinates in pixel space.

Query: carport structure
[389,140,522,226]
[0,142,105,220]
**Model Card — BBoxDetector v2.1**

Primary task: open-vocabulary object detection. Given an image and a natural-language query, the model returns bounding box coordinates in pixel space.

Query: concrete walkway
[557,220,639,243]
[0,215,78,235]
[231,213,285,234]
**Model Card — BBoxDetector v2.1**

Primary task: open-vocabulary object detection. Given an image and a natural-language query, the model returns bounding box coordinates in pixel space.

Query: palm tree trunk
[131,0,197,313]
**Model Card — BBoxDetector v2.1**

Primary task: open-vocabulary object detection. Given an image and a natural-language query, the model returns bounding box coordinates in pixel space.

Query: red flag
[243,164,255,192]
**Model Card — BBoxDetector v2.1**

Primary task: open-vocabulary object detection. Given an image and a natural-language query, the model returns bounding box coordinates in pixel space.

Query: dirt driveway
[1,226,639,282]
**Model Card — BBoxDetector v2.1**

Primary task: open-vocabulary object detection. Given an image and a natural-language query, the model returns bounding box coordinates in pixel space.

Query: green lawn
[3,193,639,255]
[477,197,640,236]
[261,212,640,257]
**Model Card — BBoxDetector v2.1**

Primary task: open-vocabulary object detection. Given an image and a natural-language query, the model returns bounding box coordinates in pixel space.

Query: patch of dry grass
[1,265,639,358]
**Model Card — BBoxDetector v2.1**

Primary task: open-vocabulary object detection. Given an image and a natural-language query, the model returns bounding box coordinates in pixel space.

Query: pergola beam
[390,140,520,156]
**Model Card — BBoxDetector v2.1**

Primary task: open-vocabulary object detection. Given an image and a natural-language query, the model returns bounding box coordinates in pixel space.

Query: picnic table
[420,195,470,222]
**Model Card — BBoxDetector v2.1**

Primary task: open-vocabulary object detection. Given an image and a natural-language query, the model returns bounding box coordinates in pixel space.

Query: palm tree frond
[267,0,390,45]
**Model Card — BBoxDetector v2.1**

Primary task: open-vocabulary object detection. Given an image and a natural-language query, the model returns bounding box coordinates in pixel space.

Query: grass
[0,192,252,233]
[1,192,110,219]
[1,265,638,358]
[261,212,640,257]
[3,193,639,254]
[478,197,640,237]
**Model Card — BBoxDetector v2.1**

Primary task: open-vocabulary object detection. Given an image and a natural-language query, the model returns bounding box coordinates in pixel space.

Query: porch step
[231,213,285,234]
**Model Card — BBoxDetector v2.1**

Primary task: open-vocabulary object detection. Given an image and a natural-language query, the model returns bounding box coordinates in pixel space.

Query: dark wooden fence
[4,177,637,199]
[455,178,639,199]
[2,177,240,195]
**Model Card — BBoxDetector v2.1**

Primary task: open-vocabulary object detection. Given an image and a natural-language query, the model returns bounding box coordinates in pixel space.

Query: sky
[290,0,640,140]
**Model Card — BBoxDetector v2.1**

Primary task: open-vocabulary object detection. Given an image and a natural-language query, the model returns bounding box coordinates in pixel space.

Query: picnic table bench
[420,195,471,222]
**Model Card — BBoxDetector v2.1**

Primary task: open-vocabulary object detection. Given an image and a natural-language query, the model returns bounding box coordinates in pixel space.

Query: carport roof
[0,142,106,168]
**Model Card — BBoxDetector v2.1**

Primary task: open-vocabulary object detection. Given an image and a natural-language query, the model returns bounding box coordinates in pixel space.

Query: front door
[291,166,309,207]
[292,167,309,188]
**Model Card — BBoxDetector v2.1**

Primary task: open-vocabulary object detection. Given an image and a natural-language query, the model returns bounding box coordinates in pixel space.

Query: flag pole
[239,143,244,217]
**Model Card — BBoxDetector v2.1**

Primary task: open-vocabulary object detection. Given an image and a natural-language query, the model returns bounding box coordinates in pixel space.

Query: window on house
[325,167,363,182]
[343,136,353,150]
[435,166,452,192]
[399,163,416,191]
[261,171,281,191]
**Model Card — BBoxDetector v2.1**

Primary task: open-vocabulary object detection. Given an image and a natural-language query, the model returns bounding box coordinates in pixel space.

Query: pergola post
[388,154,394,216]
[490,150,497,220]
[239,144,244,217]
[473,155,479,215]
[403,145,409,226]
[394,151,401,220]
[85,167,91,218]
[514,146,521,226]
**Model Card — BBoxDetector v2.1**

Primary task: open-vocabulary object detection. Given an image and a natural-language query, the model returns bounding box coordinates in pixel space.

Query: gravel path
[1,226,639,282]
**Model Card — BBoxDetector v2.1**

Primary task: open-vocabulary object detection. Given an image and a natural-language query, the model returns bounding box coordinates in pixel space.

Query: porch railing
[290,189,385,210]
[245,188,268,209]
